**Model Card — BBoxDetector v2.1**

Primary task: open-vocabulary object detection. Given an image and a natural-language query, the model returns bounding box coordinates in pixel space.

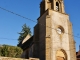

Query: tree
[0,44,23,58]
[18,24,32,43]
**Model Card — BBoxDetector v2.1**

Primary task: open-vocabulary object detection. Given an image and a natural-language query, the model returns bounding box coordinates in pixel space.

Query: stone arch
[56,49,67,60]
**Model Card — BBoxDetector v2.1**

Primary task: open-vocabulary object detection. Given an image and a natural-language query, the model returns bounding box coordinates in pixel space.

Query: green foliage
[0,45,23,58]
[18,23,32,43]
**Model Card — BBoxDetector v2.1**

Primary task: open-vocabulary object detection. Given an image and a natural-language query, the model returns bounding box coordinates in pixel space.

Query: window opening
[56,2,59,11]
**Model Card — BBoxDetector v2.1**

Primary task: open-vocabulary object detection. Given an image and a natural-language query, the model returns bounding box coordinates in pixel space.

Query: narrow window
[56,2,59,11]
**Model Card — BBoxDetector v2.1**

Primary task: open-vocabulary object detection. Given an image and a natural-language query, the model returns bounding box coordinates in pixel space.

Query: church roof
[77,55,80,58]
[77,50,80,58]
[76,45,80,60]
[18,36,33,50]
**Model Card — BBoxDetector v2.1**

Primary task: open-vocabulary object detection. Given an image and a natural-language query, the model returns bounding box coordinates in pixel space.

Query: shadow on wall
[0,57,39,60]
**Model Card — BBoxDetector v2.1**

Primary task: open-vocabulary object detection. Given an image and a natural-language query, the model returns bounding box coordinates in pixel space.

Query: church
[18,0,77,60]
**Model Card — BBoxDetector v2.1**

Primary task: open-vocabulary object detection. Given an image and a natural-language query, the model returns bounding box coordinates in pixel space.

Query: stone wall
[0,57,39,60]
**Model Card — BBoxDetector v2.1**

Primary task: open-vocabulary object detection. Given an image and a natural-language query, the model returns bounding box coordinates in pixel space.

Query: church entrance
[56,49,67,60]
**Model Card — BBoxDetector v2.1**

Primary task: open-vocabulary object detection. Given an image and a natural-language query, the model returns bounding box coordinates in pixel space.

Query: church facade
[18,0,77,60]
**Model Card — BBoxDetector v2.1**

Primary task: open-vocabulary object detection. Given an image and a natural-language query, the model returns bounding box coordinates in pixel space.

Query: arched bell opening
[56,2,59,11]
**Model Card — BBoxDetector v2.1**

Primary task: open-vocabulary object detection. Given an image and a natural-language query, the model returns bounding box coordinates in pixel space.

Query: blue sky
[0,0,80,51]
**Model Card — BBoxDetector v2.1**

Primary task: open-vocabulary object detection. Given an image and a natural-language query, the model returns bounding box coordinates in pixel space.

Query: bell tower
[33,0,76,60]
[40,0,65,16]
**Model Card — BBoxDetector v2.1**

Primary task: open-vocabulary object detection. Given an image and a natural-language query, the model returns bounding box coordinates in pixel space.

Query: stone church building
[18,0,77,60]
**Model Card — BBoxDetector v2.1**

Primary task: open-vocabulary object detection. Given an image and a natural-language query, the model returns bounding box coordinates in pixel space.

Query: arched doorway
[56,49,67,60]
